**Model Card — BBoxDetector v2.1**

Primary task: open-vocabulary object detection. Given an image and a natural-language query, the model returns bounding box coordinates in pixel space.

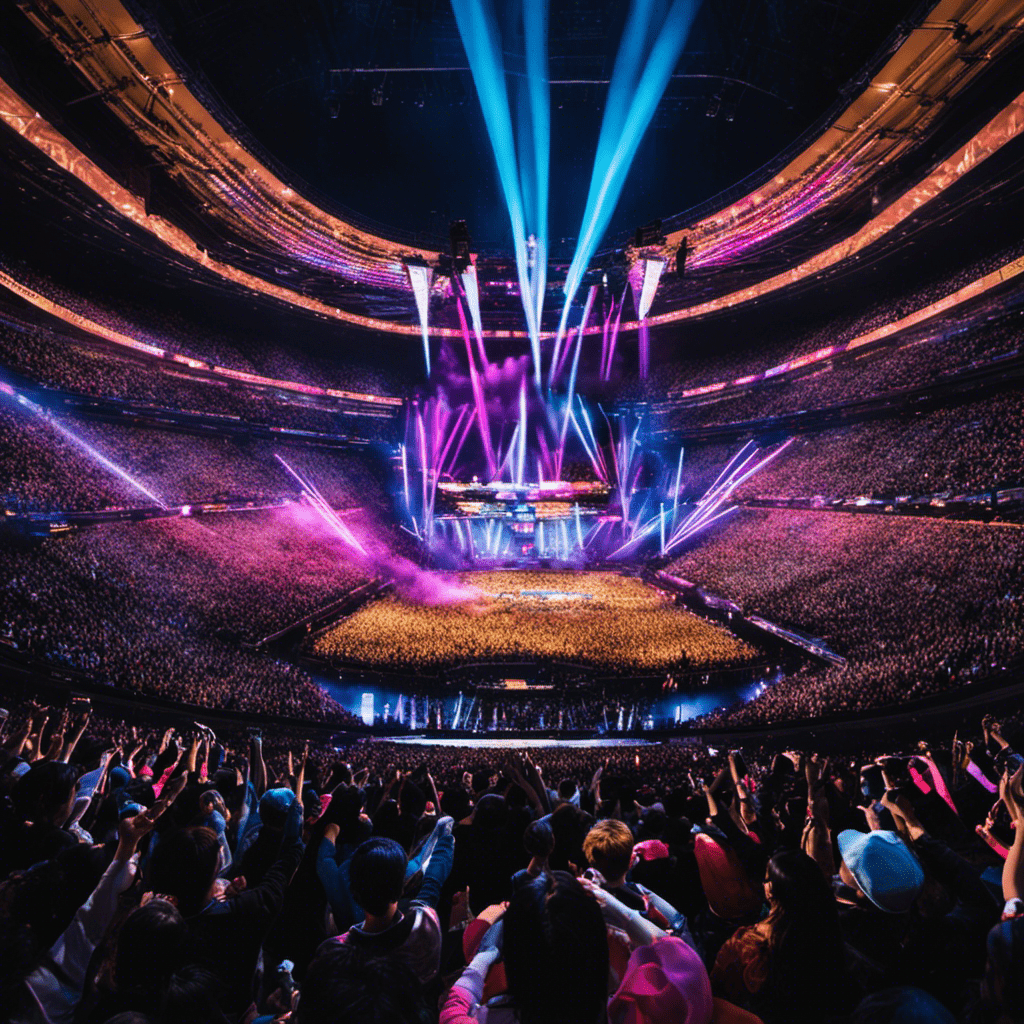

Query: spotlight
[460,261,484,351]
[638,257,664,318]
[403,257,434,376]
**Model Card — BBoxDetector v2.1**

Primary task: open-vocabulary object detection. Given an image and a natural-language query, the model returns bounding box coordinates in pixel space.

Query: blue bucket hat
[837,829,924,913]
[259,787,296,829]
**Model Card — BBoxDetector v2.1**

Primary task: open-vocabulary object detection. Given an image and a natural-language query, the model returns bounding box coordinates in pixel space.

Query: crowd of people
[670,509,1024,723]
[0,508,387,721]
[312,571,758,674]
[3,258,400,397]
[0,397,385,513]
[650,235,1024,405]
[1,695,1021,1024]
[0,314,363,436]
[661,305,1022,432]
[0,404,145,514]
[728,389,1024,500]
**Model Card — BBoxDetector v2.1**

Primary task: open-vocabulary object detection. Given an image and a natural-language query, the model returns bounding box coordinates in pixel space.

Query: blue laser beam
[451,0,549,384]
[47,417,168,508]
[563,0,700,309]
[1,388,168,508]
[522,0,549,338]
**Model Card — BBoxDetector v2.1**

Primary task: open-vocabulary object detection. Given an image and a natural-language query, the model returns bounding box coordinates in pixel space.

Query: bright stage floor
[311,569,758,673]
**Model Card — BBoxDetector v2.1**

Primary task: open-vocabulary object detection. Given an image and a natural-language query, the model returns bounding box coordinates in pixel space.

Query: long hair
[503,871,609,1024]
[760,849,846,1011]
[114,899,192,1003]
[146,827,221,917]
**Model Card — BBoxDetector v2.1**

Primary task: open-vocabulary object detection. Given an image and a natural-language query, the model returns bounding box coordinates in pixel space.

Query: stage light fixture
[674,237,688,278]
[634,220,664,248]
[637,257,665,320]
[460,261,484,354]
[450,220,472,273]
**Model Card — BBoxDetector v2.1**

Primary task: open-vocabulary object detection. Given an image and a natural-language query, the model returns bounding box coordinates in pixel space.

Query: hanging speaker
[675,237,688,278]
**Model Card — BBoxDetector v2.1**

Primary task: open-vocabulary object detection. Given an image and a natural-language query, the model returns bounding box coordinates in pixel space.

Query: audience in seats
[0,700,1021,1023]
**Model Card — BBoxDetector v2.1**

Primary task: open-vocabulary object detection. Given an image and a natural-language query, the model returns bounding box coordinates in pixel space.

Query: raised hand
[116,770,186,859]
[1000,765,1024,823]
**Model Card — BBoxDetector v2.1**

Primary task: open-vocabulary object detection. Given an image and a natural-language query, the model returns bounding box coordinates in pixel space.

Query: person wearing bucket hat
[832,826,926,974]
[229,787,297,887]
[836,829,925,914]
[608,936,714,1024]
[591,879,761,1024]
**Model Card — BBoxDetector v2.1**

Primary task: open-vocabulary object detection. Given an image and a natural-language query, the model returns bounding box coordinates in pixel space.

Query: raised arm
[523,752,552,814]
[60,705,91,764]
[24,705,51,761]
[883,788,993,912]
[2,704,34,760]
[42,708,70,762]
[250,733,268,796]
[802,757,835,877]
[505,754,544,815]
[730,751,757,827]
[581,877,668,947]
[1000,766,1024,908]
[295,741,309,798]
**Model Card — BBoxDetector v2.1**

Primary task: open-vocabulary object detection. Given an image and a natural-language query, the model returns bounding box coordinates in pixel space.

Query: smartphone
[860,764,885,801]
[878,756,911,787]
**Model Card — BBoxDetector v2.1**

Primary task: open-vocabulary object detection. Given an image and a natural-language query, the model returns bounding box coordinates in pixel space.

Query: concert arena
[1,1,1022,1021]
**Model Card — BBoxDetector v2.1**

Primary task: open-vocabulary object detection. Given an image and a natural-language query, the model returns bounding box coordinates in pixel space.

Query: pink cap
[634,839,671,861]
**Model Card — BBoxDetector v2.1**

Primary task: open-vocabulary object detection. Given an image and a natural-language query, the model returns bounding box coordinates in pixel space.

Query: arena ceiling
[130,0,924,250]
[2,0,1024,346]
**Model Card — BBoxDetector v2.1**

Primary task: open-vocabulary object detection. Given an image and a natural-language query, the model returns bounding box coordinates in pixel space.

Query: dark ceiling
[133,0,923,251]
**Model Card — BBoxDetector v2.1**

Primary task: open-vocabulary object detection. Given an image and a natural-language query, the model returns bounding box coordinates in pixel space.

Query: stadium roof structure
[1,0,1024,351]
